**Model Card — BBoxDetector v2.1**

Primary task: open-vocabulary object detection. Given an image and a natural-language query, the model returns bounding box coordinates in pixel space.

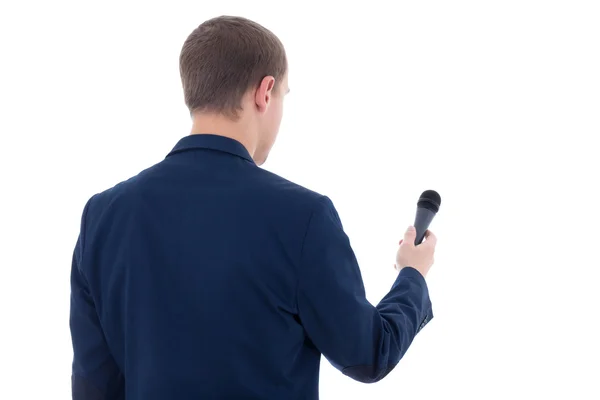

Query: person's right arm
[297,196,435,383]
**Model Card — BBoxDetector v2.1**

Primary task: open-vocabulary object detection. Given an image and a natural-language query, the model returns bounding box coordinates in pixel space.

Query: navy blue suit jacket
[70,134,433,399]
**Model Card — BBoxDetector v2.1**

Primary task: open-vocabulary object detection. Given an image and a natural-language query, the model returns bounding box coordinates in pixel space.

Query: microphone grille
[417,190,441,213]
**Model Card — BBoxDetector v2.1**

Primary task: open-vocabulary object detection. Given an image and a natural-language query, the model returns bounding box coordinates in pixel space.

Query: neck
[190,112,258,158]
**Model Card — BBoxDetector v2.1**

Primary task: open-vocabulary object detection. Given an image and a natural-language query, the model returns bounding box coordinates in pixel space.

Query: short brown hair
[179,16,287,119]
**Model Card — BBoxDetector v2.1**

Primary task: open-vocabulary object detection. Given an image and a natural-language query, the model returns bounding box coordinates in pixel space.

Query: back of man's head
[179,16,288,121]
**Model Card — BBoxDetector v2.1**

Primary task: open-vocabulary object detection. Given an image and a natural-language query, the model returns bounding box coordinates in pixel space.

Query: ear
[254,76,276,113]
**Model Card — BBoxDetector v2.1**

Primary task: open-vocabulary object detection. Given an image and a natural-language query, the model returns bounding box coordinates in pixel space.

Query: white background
[1,1,599,399]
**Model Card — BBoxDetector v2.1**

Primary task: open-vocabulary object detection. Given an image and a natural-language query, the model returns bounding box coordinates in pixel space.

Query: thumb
[403,226,416,244]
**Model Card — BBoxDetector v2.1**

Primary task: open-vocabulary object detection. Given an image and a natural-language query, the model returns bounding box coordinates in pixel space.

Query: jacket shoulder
[252,168,329,209]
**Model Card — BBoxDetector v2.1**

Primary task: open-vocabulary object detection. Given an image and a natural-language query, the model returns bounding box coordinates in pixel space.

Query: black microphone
[414,190,441,245]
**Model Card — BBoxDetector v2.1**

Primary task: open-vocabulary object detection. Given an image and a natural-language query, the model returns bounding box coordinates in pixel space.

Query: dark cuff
[396,267,434,333]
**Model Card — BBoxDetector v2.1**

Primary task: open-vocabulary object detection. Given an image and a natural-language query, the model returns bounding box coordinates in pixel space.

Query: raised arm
[297,196,435,383]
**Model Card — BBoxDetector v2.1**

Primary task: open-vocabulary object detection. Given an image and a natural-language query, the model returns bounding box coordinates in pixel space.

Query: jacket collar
[167,134,255,164]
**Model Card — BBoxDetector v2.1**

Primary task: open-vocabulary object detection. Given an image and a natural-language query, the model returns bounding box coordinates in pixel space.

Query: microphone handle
[413,207,436,245]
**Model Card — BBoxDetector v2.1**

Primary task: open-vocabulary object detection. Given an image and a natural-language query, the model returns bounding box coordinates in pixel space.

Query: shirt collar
[166,134,255,164]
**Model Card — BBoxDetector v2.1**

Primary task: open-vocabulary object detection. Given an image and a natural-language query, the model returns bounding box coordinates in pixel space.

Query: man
[70,15,437,400]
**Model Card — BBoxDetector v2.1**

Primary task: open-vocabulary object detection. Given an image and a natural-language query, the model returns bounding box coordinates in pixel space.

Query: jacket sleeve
[297,196,433,383]
[70,198,124,399]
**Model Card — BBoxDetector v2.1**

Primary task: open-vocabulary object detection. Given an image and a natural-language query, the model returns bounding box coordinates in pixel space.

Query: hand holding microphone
[395,190,441,278]
[395,227,436,278]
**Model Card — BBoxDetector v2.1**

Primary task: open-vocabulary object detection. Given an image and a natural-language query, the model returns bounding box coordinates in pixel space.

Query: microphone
[414,190,441,245]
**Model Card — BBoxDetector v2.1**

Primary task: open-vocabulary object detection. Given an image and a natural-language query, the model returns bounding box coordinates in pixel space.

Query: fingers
[403,226,416,245]
[423,230,437,247]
